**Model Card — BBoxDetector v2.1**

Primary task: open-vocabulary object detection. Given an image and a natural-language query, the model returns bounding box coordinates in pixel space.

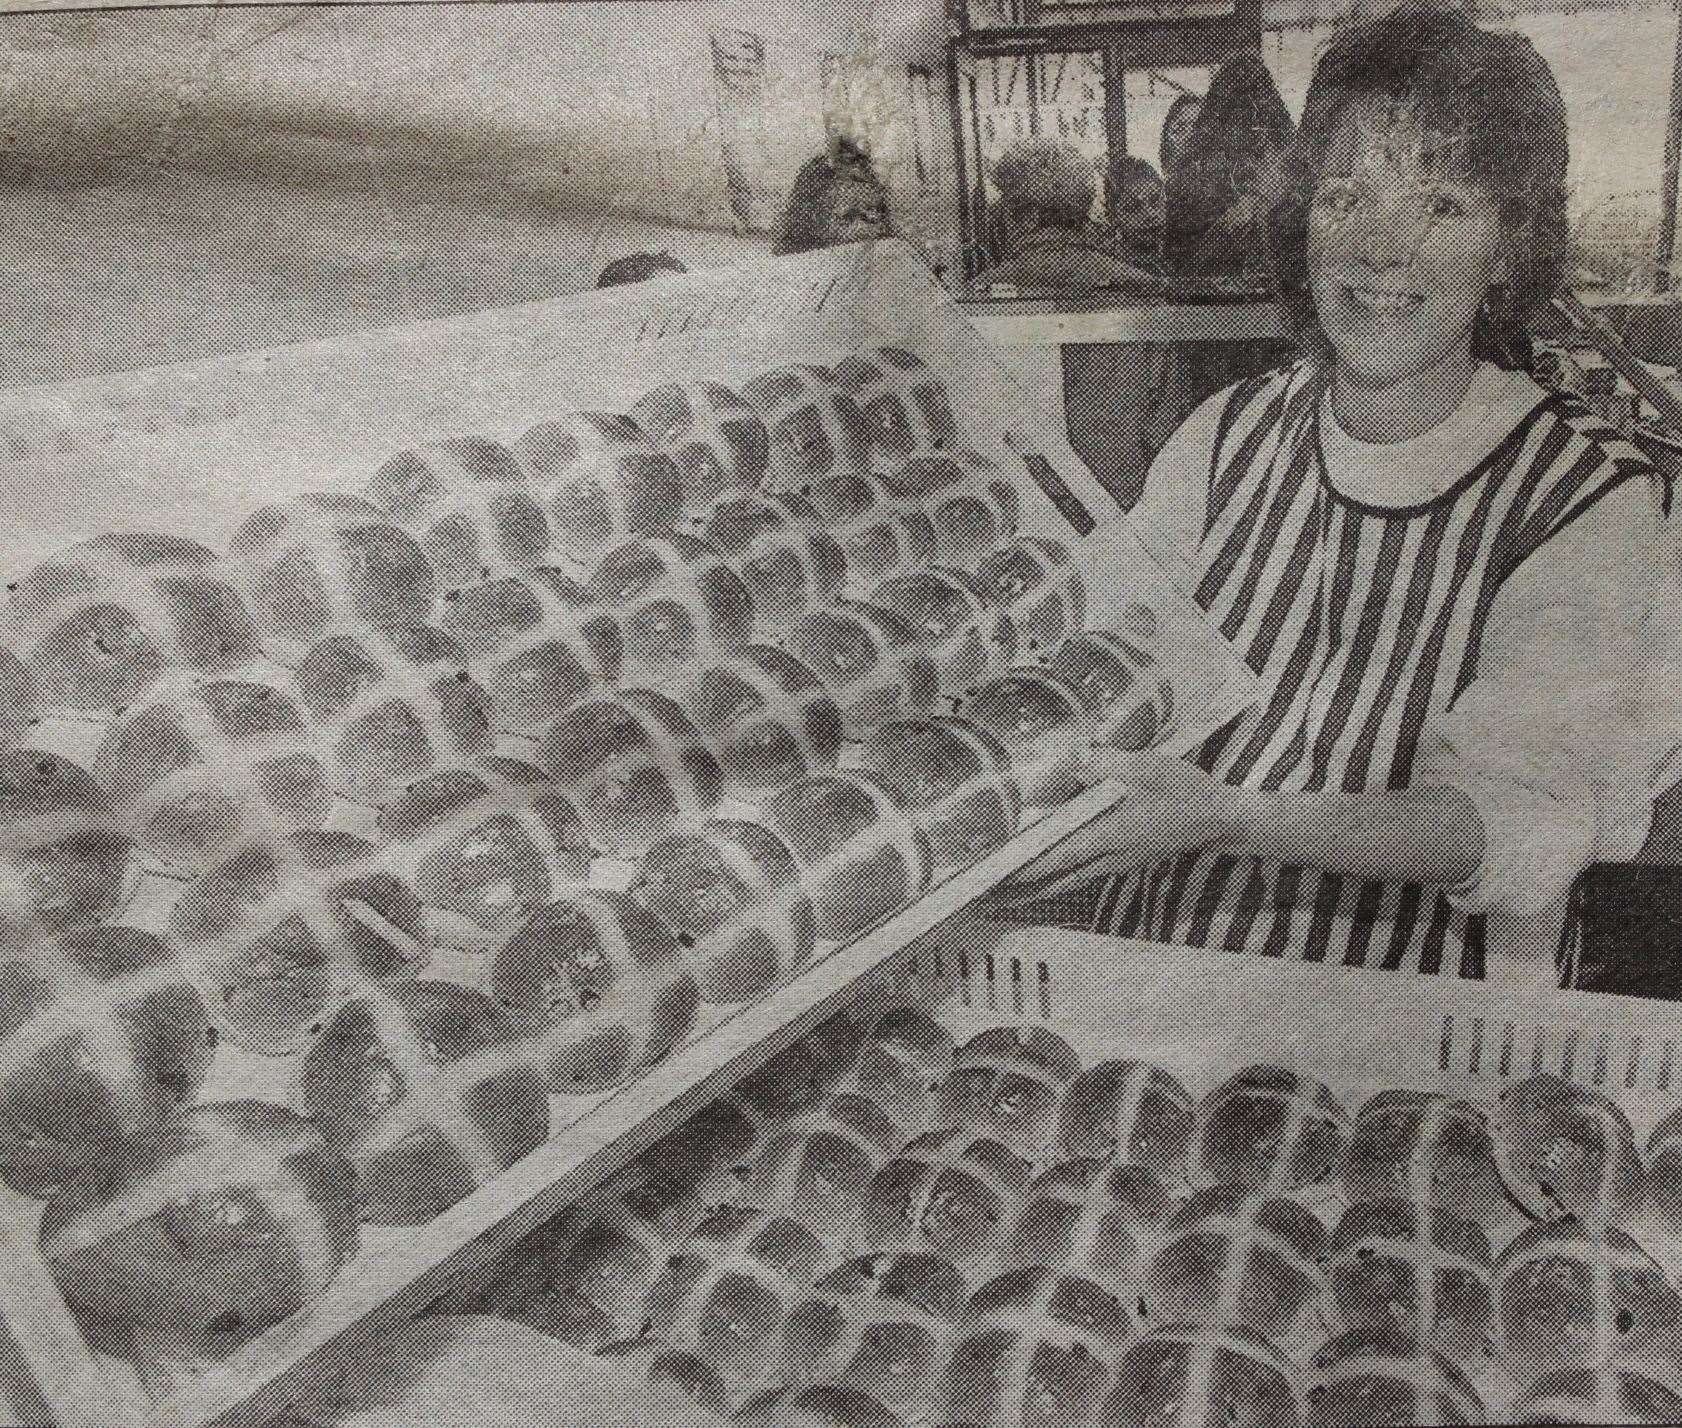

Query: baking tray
[0,239,1255,1428]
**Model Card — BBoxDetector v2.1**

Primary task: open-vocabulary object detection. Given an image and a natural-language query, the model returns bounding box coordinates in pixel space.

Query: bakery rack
[0,238,1253,1428]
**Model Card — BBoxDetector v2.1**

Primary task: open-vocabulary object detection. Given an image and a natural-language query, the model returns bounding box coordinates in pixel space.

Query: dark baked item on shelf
[4,532,259,714]
[1048,628,1175,751]
[630,381,772,512]
[742,1092,903,1241]
[512,411,685,564]
[759,772,932,942]
[855,1128,1033,1264]
[925,470,1022,572]
[1305,1329,1483,1427]
[1003,1159,1177,1296]
[489,888,700,1094]
[632,819,817,1005]
[228,494,437,652]
[802,473,937,589]
[585,532,755,675]
[1140,1184,1328,1339]
[855,715,1022,870]
[1492,1074,1644,1224]
[871,567,1018,696]
[0,746,135,929]
[1509,1366,1682,1424]
[1493,1217,1682,1385]
[1326,1199,1494,1367]
[1106,1323,1304,1428]
[1192,1066,1350,1194]
[740,364,875,488]
[40,1100,360,1360]
[963,667,1095,809]
[536,690,724,857]
[437,570,622,736]
[855,1007,957,1135]
[698,492,847,633]
[679,647,844,800]
[943,1264,1135,1428]
[1055,1058,1197,1181]
[935,1025,1083,1156]
[973,536,1085,657]
[298,979,549,1226]
[363,436,548,589]
[788,600,940,728]
[1342,1091,1517,1234]
[831,347,963,459]
[0,923,212,1198]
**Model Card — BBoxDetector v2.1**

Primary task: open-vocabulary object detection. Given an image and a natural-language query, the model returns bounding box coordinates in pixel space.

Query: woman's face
[1307,99,1510,389]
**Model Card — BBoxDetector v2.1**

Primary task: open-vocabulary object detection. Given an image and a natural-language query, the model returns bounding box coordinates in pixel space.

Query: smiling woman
[999,7,1682,979]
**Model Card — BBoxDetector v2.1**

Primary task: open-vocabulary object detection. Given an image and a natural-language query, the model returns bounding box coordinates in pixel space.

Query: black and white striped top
[1070,361,1661,977]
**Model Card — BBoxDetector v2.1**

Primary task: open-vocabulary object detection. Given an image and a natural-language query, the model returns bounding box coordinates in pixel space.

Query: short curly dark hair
[1272,7,1570,368]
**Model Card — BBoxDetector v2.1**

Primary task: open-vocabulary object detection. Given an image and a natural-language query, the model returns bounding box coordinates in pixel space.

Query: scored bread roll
[1305,1329,1484,1428]
[1055,1058,1196,1181]
[1107,1323,1304,1428]
[1002,1159,1177,1297]
[1491,1074,1645,1225]
[935,1025,1083,1158]
[1342,1091,1518,1236]
[1192,1066,1349,1194]
[855,1007,956,1136]
[741,1092,903,1242]
[855,1127,1033,1265]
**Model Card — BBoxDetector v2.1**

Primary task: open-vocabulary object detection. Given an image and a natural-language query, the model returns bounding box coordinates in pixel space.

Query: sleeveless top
[1047,362,1658,978]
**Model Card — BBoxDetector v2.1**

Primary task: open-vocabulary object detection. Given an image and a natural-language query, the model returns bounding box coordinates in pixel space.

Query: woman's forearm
[1229,783,1487,888]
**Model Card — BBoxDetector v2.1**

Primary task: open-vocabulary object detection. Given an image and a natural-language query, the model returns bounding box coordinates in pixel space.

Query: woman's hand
[991,749,1249,903]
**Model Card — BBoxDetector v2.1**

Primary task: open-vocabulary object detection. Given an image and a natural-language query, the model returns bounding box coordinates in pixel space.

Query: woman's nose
[1343,192,1433,271]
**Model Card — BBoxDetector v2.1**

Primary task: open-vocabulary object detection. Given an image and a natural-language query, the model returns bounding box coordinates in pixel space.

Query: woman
[773,141,892,256]
[1001,9,1678,979]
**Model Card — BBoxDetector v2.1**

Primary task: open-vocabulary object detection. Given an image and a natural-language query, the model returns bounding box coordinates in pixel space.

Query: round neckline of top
[1309,373,1563,519]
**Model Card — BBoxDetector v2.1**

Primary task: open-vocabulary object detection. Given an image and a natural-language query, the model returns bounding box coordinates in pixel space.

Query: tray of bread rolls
[400,919,1682,1428]
[0,239,1257,1428]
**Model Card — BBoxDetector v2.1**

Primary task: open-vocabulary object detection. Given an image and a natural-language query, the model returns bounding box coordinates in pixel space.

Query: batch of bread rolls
[452,1004,1682,1427]
[0,349,1183,1381]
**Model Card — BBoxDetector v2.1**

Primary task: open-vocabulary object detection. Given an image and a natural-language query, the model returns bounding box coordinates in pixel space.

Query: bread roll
[936,1026,1082,1157]
[1192,1066,1349,1194]
[1492,1075,1644,1225]
[1055,1059,1196,1180]
[1305,1330,1483,1427]
[1107,1323,1304,1428]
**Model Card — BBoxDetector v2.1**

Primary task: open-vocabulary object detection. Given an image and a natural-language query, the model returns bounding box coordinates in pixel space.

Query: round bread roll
[831,347,962,460]
[631,818,817,1005]
[3,532,259,714]
[1140,1184,1329,1340]
[760,772,932,943]
[1003,1159,1176,1296]
[93,673,340,878]
[740,364,875,487]
[1305,1330,1483,1427]
[0,923,212,1198]
[1342,1091,1517,1234]
[855,1127,1034,1265]
[871,568,1018,697]
[876,451,969,502]
[536,691,724,858]
[169,829,426,1055]
[293,623,494,805]
[512,411,685,564]
[856,1007,956,1135]
[488,888,700,1094]
[973,536,1085,657]
[935,1025,1083,1156]
[1493,1217,1682,1385]
[741,1092,902,1242]
[926,470,1022,573]
[227,494,436,657]
[774,1252,968,1413]
[964,667,1095,809]
[298,979,549,1226]
[679,647,844,800]
[1510,1366,1682,1424]
[632,1096,770,1208]
[1106,1323,1304,1428]
[733,1006,871,1125]
[40,1100,359,1359]
[376,757,595,943]
[438,570,622,736]
[0,745,135,929]
[789,600,940,729]
[364,437,549,590]
[855,715,1022,870]
[737,1383,908,1428]
[586,533,755,677]
[1192,1066,1349,1194]
[943,1264,1135,1427]
[1055,1058,1196,1181]
[1049,628,1175,752]
[645,1205,833,1410]
[631,381,772,511]
[803,474,936,589]
[1645,1105,1682,1239]
[1326,1199,1494,1367]
[698,491,847,634]
[1492,1075,1644,1224]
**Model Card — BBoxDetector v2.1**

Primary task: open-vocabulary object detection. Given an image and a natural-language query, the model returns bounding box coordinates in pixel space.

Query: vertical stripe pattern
[1083,366,1655,977]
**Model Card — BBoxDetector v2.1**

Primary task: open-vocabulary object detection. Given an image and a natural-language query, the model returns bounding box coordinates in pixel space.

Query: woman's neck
[1329,350,1479,444]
